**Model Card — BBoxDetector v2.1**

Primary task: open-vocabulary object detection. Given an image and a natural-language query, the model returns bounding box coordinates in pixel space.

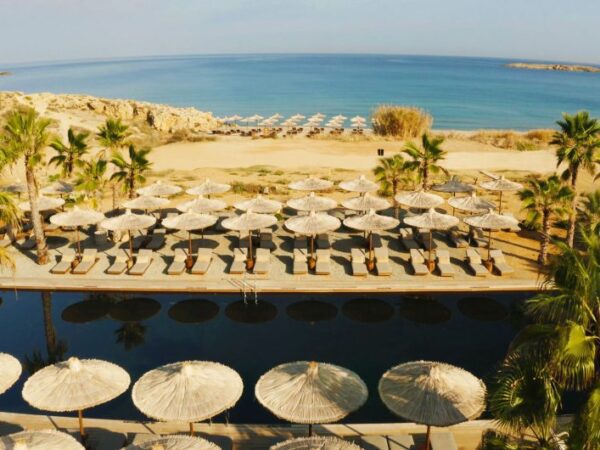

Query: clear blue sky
[1,0,599,65]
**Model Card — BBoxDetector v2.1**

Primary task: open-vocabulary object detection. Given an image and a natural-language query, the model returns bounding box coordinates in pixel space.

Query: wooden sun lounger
[316,248,331,275]
[375,246,392,276]
[388,434,416,449]
[316,233,330,249]
[106,250,129,275]
[145,234,165,250]
[229,248,247,274]
[351,248,368,277]
[410,248,429,275]
[50,249,76,274]
[293,248,308,274]
[371,233,383,248]
[191,248,212,274]
[399,227,419,250]
[72,249,98,274]
[469,227,488,247]
[239,231,250,249]
[430,432,458,450]
[448,228,468,248]
[466,248,488,276]
[294,235,307,250]
[436,249,455,277]
[490,249,514,275]
[417,229,437,251]
[167,248,187,275]
[129,249,153,276]
[254,247,270,274]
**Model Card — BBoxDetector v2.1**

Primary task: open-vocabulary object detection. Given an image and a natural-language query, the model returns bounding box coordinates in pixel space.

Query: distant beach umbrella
[19,196,64,212]
[132,361,243,436]
[123,435,221,450]
[339,175,379,194]
[285,211,340,265]
[404,209,459,269]
[177,196,227,214]
[0,430,84,450]
[234,195,282,214]
[122,195,169,212]
[100,209,156,262]
[222,211,277,269]
[332,114,347,121]
[290,114,306,121]
[448,192,496,214]
[137,180,182,197]
[186,179,231,197]
[0,353,21,395]
[344,210,399,265]
[288,176,333,192]
[350,115,365,122]
[342,193,390,211]
[255,361,368,436]
[0,180,27,194]
[40,180,74,196]
[287,192,337,212]
[163,211,218,257]
[50,207,105,256]
[431,176,475,194]
[379,360,486,450]
[464,209,519,263]
[480,176,523,213]
[270,437,363,450]
[229,114,243,124]
[395,190,444,210]
[22,357,130,437]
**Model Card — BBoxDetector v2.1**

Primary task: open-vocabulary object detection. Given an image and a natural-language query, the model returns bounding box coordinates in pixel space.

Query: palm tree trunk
[25,163,48,264]
[540,211,550,265]
[566,171,578,248]
[392,179,399,218]
[129,172,135,199]
[422,165,429,190]
[41,291,57,356]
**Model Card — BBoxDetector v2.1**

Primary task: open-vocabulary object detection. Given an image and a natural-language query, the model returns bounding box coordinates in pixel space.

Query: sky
[1,0,599,65]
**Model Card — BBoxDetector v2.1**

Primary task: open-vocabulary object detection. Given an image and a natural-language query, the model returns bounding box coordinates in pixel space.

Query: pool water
[0,290,530,423]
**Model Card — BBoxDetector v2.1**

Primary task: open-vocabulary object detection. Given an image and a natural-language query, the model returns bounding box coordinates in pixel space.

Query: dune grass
[371,105,432,138]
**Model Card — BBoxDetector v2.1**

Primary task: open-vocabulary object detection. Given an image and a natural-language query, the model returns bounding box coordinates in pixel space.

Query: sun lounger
[132,234,148,250]
[294,235,307,249]
[469,227,488,247]
[167,248,187,275]
[430,432,458,450]
[72,249,98,274]
[490,249,514,275]
[316,233,330,249]
[94,230,109,246]
[50,249,76,274]
[466,248,488,276]
[316,248,331,275]
[417,229,437,251]
[388,434,416,450]
[129,249,153,276]
[399,227,419,250]
[229,248,247,274]
[374,246,392,276]
[448,228,468,248]
[254,247,270,274]
[351,248,368,277]
[436,249,455,277]
[145,234,165,250]
[107,250,129,275]
[371,233,383,249]
[409,248,429,275]
[293,248,308,274]
[191,248,212,274]
[18,236,36,250]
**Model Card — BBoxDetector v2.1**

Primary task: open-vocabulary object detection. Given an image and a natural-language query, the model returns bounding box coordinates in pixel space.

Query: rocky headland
[506,62,600,73]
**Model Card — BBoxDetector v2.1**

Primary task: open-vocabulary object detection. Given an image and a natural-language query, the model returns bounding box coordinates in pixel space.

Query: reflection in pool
[0,290,531,423]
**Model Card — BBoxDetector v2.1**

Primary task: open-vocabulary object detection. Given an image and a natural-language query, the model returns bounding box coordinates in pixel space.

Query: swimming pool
[0,290,530,423]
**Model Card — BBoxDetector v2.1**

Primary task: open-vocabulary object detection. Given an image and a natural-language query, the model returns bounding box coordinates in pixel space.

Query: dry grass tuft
[465,129,555,150]
[371,105,432,138]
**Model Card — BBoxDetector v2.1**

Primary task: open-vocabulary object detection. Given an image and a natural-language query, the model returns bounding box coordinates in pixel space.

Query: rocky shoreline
[506,62,600,73]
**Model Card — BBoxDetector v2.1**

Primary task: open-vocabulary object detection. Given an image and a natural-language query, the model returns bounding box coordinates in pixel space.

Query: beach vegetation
[578,189,600,236]
[463,129,555,151]
[372,105,432,138]
[96,118,131,155]
[49,128,89,178]
[402,133,447,190]
[110,144,153,199]
[74,159,108,209]
[0,192,20,272]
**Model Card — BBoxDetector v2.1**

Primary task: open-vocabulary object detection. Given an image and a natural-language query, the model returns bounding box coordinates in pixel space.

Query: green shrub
[371,105,432,138]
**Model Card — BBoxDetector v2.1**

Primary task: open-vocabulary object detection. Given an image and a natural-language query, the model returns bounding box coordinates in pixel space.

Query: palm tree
[402,133,447,190]
[74,159,108,208]
[518,175,573,265]
[0,192,21,272]
[97,118,131,208]
[115,322,146,350]
[579,189,600,236]
[373,154,408,215]
[110,144,152,199]
[552,111,600,247]
[49,128,89,178]
[0,108,54,264]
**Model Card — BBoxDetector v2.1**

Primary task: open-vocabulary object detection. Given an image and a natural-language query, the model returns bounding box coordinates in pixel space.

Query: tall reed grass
[371,105,432,138]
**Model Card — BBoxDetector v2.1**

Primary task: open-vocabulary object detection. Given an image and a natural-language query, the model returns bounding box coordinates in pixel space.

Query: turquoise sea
[1,54,600,130]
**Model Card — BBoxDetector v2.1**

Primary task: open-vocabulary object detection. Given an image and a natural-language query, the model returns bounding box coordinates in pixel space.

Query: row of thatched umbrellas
[0,353,485,450]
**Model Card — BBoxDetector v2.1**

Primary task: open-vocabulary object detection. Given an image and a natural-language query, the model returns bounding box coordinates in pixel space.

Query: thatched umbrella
[0,353,21,395]
[22,357,130,438]
[40,180,74,196]
[255,361,368,436]
[342,193,390,212]
[100,209,156,263]
[285,211,340,268]
[222,211,277,269]
[395,190,443,210]
[344,210,399,269]
[339,175,378,194]
[287,192,337,212]
[123,195,169,213]
[431,176,475,194]
[0,430,85,450]
[0,180,27,194]
[19,196,65,212]
[379,360,486,450]
[448,192,496,214]
[163,211,218,262]
[464,209,519,266]
[177,196,227,214]
[235,195,282,214]
[132,361,243,436]
[270,437,363,450]
[50,207,105,256]
[122,435,220,450]
[480,176,523,213]
[186,179,231,197]
[137,180,182,197]
[403,209,459,270]
[288,177,333,192]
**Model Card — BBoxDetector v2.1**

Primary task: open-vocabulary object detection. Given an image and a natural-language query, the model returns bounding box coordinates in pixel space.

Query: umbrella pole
[247,230,254,270]
[367,232,375,271]
[78,409,85,438]
[425,424,431,450]
[488,229,492,262]
[309,235,316,270]
[128,230,134,265]
[189,421,194,436]
[428,231,434,272]
[76,227,81,258]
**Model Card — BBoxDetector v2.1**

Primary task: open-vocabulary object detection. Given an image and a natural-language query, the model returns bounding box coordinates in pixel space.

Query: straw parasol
[0,430,85,450]
[0,180,27,194]
[234,195,282,214]
[186,179,231,197]
[122,435,221,450]
[163,211,218,260]
[255,361,368,436]
[270,437,363,450]
[100,210,156,263]
[448,192,496,214]
[137,180,182,197]
[379,360,486,450]
[464,209,519,265]
[342,193,390,212]
[122,195,169,213]
[132,361,243,436]
[19,196,65,212]
[177,196,227,214]
[344,210,399,269]
[50,207,105,256]
[22,357,130,437]
[0,353,21,395]
[288,177,333,192]
[480,176,523,213]
[395,190,444,210]
[431,176,475,194]
[287,192,337,212]
[40,180,74,196]
[222,211,277,269]
[285,211,340,267]
[339,175,378,194]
